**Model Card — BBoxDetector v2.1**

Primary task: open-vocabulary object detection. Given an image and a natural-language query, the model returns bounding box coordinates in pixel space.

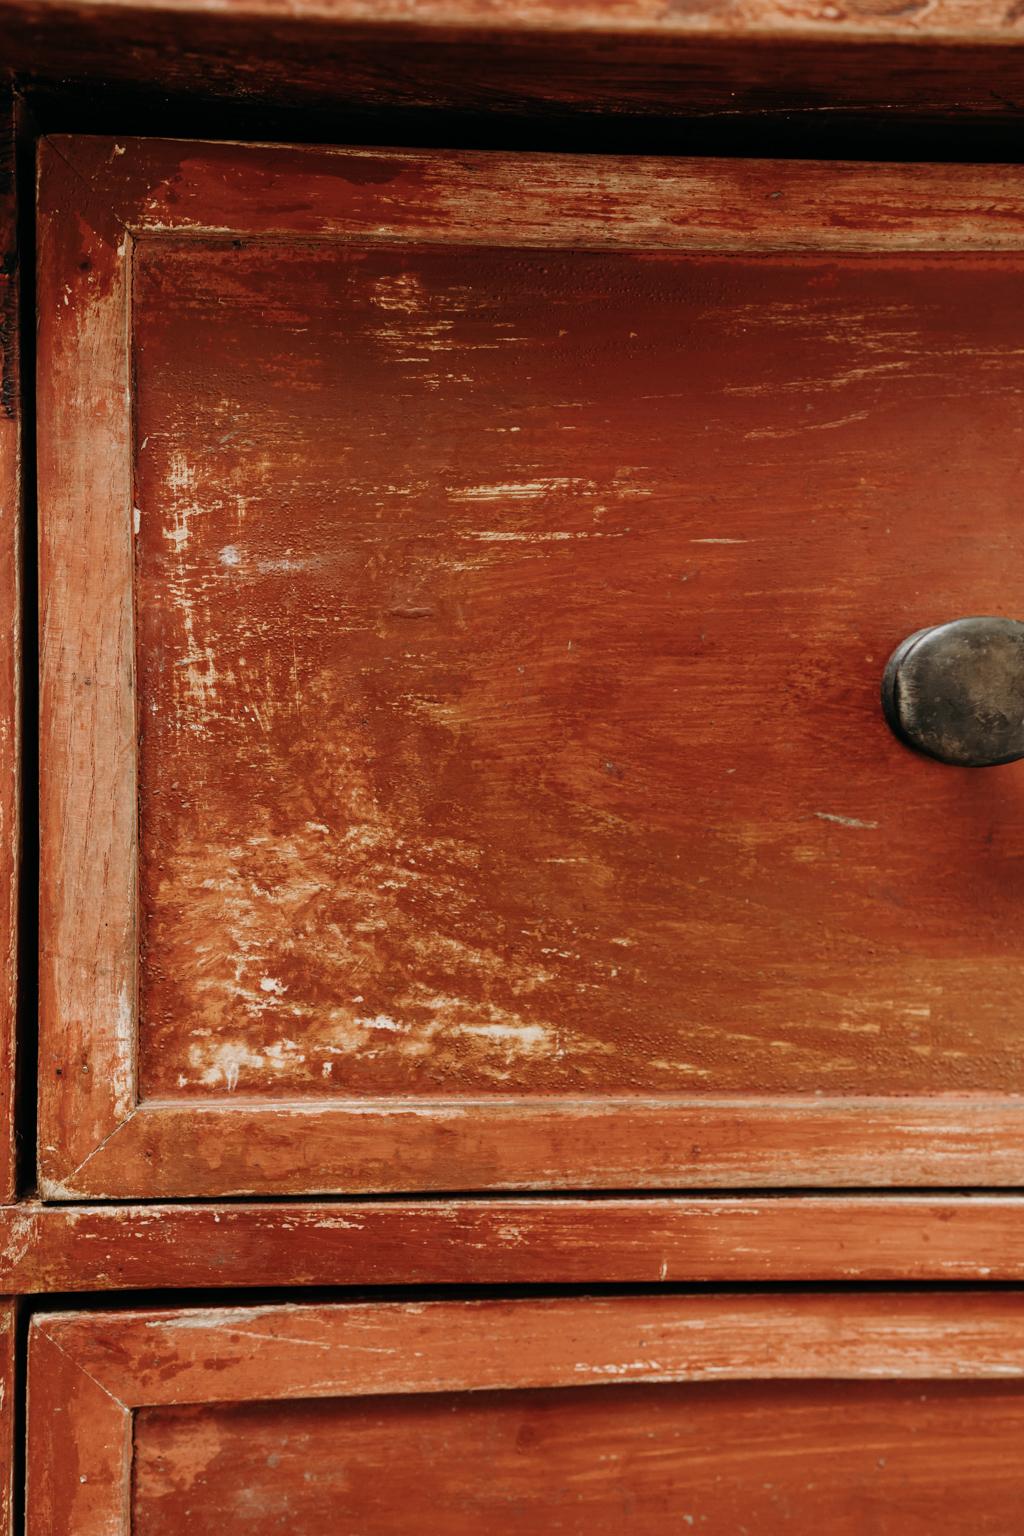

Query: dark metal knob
[882,617,1024,767]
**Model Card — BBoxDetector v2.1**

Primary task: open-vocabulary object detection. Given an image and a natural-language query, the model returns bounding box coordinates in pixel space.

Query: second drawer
[27,1291,1024,1533]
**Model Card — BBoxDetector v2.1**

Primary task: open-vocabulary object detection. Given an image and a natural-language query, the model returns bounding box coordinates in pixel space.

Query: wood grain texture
[9,2,1024,128]
[133,239,1024,1105]
[27,1294,1024,1535]
[34,1098,1024,1198]
[6,1197,1024,1290]
[0,1301,13,1536]
[54,1292,1024,1401]
[46,136,1024,252]
[39,136,1024,1197]
[27,1320,130,1536]
[36,139,137,1189]
[131,1382,1024,1536]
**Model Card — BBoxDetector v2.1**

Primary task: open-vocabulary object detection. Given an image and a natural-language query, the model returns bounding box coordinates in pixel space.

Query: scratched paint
[31,1293,1024,1533]
[131,239,1024,1101]
[130,1378,1024,1535]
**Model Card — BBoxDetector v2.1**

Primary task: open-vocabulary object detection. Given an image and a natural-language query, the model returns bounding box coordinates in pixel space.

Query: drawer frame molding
[37,134,1024,1198]
[5,1196,1024,1290]
[26,1292,1024,1534]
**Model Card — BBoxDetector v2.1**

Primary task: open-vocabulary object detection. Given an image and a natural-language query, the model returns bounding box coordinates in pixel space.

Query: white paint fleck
[194,1040,263,1093]
[745,409,871,440]
[219,544,242,567]
[465,528,621,544]
[113,985,135,1107]
[161,516,191,552]
[189,1037,305,1092]
[815,811,880,830]
[370,271,427,311]
[259,977,287,995]
[578,1361,665,1376]
[457,1022,549,1048]
[452,478,592,502]
[355,1013,405,1033]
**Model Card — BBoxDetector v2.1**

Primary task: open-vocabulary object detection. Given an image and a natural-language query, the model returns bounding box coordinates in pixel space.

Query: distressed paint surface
[40,138,1024,1194]
[133,239,1024,1101]
[6,1196,1024,1290]
[37,141,138,1186]
[131,1379,1024,1535]
[0,1300,13,1536]
[27,1294,1024,1535]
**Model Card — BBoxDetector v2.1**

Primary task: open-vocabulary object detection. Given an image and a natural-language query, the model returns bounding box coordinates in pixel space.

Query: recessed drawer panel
[27,1294,1024,1534]
[37,137,1024,1195]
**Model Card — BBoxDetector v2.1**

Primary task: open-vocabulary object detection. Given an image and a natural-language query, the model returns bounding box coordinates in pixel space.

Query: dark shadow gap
[22,1277,1024,1317]
[19,77,1024,165]
[14,91,38,1202]
[15,1184,1024,1208]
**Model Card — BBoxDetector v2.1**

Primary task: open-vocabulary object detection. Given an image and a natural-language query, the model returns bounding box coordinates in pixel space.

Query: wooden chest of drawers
[5,7,1024,1529]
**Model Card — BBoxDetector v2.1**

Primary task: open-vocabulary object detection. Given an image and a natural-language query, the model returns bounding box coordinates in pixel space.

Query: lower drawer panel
[28,1294,1024,1533]
[134,1378,1021,1536]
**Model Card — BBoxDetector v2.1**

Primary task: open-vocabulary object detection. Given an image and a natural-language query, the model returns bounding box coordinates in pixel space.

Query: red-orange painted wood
[27,1294,1024,1535]
[28,1318,128,1535]
[5,1196,1024,1290]
[0,1301,15,1536]
[39,137,1024,1197]
[37,138,135,1190]
[130,1381,1024,1536]
[0,96,19,1208]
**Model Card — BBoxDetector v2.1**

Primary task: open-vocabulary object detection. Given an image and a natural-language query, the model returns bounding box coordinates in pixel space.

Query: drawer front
[38,137,1024,1197]
[27,1294,1024,1534]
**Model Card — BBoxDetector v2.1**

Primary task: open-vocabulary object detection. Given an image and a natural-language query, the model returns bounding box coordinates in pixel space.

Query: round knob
[882,617,1024,767]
